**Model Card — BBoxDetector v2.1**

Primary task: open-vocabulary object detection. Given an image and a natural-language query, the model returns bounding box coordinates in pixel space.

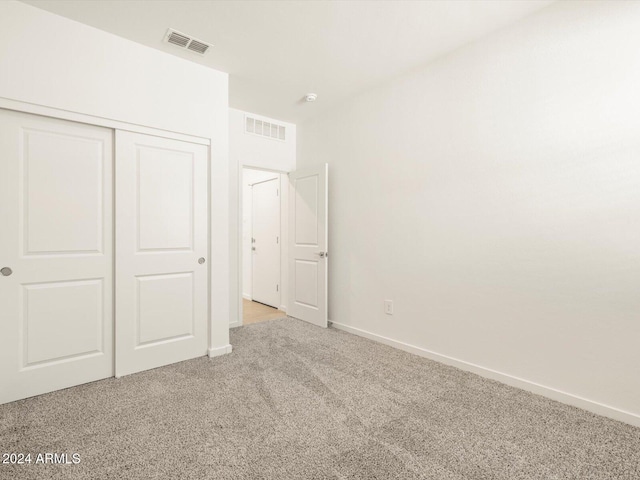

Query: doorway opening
[241,167,288,325]
[237,163,328,329]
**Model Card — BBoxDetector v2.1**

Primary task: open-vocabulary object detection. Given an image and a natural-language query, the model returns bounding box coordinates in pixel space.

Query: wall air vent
[164,29,211,55]
[245,115,286,142]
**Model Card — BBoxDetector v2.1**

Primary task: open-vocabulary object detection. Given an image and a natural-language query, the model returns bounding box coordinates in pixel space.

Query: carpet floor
[1,317,639,479]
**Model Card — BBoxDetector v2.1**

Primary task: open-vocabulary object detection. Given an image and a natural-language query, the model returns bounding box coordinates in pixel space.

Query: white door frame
[0,98,210,146]
[237,165,288,327]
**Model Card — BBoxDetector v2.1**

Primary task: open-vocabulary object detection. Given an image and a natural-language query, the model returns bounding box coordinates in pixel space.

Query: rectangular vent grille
[165,29,211,55]
[167,31,190,47]
[245,116,286,141]
[188,40,209,54]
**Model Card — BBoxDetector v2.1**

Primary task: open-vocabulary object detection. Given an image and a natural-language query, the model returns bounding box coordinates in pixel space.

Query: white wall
[229,109,296,326]
[0,1,226,139]
[230,108,296,172]
[0,1,231,352]
[298,0,640,426]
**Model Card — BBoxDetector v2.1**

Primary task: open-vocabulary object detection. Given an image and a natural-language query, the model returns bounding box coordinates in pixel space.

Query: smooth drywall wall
[0,1,226,139]
[1,1,231,350]
[230,108,296,172]
[298,0,640,424]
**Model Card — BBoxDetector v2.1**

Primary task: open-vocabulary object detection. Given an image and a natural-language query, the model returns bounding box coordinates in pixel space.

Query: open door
[288,164,328,327]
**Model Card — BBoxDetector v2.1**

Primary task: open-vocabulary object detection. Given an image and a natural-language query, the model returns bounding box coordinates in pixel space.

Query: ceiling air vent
[245,115,286,142]
[188,40,210,55]
[164,28,211,55]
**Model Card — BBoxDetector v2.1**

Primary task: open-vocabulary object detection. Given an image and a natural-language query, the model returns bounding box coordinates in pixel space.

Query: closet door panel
[115,131,208,377]
[0,109,113,404]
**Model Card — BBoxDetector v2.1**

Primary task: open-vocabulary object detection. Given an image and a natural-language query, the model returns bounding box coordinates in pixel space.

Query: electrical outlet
[384,300,393,315]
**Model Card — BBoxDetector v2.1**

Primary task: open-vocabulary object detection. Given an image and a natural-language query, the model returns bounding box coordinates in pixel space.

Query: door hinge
[276,236,279,244]
[276,284,279,292]
[276,188,279,196]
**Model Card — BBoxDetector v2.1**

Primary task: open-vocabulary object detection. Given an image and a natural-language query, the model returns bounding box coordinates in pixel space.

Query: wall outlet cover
[384,300,393,315]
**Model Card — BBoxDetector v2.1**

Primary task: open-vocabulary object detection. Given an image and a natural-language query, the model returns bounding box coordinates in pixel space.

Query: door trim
[0,97,210,146]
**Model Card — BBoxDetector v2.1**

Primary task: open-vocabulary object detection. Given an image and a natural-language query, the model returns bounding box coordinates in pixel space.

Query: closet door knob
[198,257,206,265]
[0,267,13,276]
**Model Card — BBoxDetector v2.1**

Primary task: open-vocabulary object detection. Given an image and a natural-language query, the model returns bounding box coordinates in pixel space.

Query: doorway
[241,167,287,325]
[238,164,329,328]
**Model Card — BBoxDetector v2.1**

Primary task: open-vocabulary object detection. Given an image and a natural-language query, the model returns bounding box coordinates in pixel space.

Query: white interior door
[288,164,328,327]
[115,131,208,377]
[0,109,113,404]
[252,178,281,308]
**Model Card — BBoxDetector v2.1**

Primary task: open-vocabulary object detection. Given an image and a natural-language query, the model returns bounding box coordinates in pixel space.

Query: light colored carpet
[1,317,639,479]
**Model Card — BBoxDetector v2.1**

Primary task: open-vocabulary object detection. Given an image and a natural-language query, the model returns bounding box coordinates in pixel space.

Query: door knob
[315,252,328,258]
[198,257,206,264]
[0,267,12,276]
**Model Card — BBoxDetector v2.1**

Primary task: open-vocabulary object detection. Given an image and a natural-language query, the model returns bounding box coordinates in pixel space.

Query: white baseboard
[330,320,640,428]
[229,321,242,329]
[279,305,287,313]
[208,344,233,358]
[242,294,251,300]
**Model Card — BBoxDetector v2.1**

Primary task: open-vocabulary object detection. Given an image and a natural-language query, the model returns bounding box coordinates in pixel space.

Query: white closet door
[115,131,208,377]
[0,109,113,404]
[288,164,328,328]
[252,178,281,308]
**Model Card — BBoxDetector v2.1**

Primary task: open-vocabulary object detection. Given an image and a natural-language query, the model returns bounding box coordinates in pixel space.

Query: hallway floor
[242,298,286,325]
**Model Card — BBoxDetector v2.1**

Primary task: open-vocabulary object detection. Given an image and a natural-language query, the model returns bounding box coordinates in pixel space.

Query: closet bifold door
[115,131,209,377]
[0,109,114,404]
